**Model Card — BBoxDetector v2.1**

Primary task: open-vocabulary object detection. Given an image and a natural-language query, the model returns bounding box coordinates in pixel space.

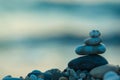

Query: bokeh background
[0,0,120,78]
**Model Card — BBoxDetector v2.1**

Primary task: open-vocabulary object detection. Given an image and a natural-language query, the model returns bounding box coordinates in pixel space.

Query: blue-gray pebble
[28,70,42,77]
[43,73,52,80]
[3,76,22,80]
[45,69,62,80]
[30,74,38,80]
[84,37,102,46]
[104,71,120,80]
[89,30,101,38]
[75,43,106,55]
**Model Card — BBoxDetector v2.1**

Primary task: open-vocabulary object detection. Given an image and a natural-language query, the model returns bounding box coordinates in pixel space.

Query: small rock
[45,69,61,75]
[76,70,82,76]
[78,78,83,80]
[79,72,86,79]
[90,64,120,78]
[42,73,52,80]
[59,77,68,80]
[89,30,101,38]
[29,74,44,80]
[90,77,96,80]
[28,70,42,77]
[68,55,108,71]
[64,68,78,80]
[24,76,31,80]
[19,76,24,80]
[103,71,120,80]
[30,74,37,80]
[45,68,62,80]
[2,75,11,80]
[2,75,22,80]
[38,78,44,80]
[84,38,102,46]
[75,43,106,55]
[78,70,91,80]
[38,74,44,79]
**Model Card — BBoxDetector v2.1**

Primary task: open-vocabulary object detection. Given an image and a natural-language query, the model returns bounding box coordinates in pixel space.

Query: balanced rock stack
[68,30,108,71]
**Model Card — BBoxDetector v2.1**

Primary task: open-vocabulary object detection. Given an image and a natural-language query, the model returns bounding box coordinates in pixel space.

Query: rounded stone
[90,64,120,78]
[59,77,68,80]
[45,69,61,74]
[84,38,102,46]
[2,75,22,80]
[89,30,101,38]
[64,68,78,79]
[68,55,108,72]
[38,78,44,80]
[103,71,120,80]
[30,74,37,80]
[44,69,62,80]
[75,43,106,55]
[27,70,42,77]
[79,71,87,78]
[3,78,22,80]
[43,73,52,80]
[3,77,22,80]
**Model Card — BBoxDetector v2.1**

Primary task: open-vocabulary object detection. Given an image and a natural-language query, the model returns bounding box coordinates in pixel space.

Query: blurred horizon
[0,0,120,78]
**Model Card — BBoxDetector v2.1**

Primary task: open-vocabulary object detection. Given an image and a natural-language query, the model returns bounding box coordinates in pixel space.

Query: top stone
[89,30,101,38]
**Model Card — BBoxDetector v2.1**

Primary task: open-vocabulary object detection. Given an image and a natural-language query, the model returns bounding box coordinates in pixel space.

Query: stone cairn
[2,30,120,80]
[68,30,108,72]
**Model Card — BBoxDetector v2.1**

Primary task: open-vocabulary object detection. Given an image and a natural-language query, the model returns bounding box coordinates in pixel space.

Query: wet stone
[3,75,22,80]
[68,55,108,71]
[90,64,120,79]
[63,68,78,80]
[59,77,68,80]
[3,78,22,80]
[43,73,52,80]
[45,68,62,80]
[103,71,120,80]
[75,43,106,55]
[29,74,37,80]
[89,30,101,38]
[84,38,102,46]
[27,70,42,77]
[38,78,44,80]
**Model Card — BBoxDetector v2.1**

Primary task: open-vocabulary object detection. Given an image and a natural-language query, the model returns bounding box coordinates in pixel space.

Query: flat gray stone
[84,38,102,46]
[75,43,106,55]
[90,64,120,79]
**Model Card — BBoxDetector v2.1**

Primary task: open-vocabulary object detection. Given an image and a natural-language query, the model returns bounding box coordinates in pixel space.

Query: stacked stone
[68,30,108,72]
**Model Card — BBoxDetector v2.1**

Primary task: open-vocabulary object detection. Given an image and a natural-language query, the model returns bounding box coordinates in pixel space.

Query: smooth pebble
[75,43,106,55]
[90,64,120,78]
[89,30,101,38]
[103,71,120,80]
[84,38,102,46]
[68,55,108,71]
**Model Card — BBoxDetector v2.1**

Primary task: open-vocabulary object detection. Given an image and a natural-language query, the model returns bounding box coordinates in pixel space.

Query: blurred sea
[0,0,120,78]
